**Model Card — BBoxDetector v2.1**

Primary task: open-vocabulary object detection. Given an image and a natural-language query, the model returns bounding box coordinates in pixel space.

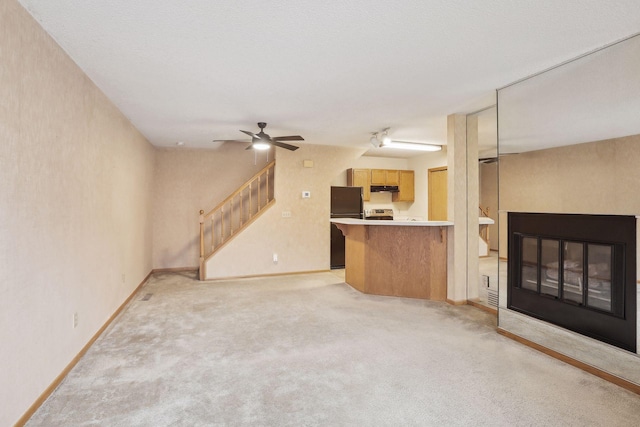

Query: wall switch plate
[282,211,291,218]
[73,312,78,328]
[273,253,278,263]
[302,191,311,198]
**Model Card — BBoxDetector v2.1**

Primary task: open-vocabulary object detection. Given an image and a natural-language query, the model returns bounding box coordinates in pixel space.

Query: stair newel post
[199,210,205,280]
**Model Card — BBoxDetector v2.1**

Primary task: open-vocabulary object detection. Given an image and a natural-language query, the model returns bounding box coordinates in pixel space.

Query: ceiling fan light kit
[251,141,271,150]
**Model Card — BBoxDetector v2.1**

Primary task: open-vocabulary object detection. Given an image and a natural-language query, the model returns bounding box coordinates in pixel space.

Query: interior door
[428,167,448,221]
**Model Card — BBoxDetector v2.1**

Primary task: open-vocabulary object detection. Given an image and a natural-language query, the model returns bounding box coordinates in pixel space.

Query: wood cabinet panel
[371,169,400,185]
[370,169,386,185]
[393,170,414,202]
[336,223,448,300]
[385,170,400,185]
[347,168,371,201]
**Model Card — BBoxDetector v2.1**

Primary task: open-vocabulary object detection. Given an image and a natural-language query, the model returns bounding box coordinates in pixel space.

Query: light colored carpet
[28,271,640,426]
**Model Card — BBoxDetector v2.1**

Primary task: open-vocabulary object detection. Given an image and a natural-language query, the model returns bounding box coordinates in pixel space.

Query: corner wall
[205,145,364,279]
[0,2,155,425]
[152,146,271,269]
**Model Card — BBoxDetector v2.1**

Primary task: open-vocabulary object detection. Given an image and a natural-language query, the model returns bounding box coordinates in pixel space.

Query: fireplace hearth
[508,213,636,352]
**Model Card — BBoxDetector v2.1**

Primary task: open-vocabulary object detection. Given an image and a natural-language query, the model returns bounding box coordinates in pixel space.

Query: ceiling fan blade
[245,144,254,150]
[240,130,259,139]
[273,135,304,141]
[272,141,299,151]
[478,157,498,164]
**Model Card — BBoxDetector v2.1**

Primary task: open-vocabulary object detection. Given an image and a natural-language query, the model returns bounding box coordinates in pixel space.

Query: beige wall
[498,135,640,257]
[152,146,271,269]
[205,145,364,279]
[0,2,155,425]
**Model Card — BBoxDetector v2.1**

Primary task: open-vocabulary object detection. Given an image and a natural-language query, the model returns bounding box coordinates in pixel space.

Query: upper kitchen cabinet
[371,169,399,186]
[392,170,415,202]
[347,168,371,201]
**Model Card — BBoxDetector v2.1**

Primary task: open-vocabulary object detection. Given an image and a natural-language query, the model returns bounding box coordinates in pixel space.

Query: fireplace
[508,213,636,352]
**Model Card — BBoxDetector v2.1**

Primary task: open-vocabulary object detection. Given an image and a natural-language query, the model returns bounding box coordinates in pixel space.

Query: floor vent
[141,293,153,301]
[487,289,498,307]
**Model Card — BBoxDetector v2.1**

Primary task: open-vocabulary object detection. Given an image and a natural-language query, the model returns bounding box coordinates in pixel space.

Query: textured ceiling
[17,0,640,155]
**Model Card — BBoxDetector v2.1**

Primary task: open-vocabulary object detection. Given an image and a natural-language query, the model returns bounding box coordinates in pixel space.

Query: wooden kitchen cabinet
[348,168,413,202]
[385,169,400,185]
[371,169,399,185]
[347,168,371,201]
[392,170,415,202]
[370,169,386,185]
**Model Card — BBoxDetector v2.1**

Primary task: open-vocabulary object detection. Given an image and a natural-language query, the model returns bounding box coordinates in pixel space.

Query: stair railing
[479,206,490,247]
[199,160,275,279]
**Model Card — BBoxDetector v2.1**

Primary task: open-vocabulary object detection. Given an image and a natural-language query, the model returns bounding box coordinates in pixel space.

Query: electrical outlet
[282,211,291,218]
[121,273,126,283]
[73,312,78,328]
[273,253,278,263]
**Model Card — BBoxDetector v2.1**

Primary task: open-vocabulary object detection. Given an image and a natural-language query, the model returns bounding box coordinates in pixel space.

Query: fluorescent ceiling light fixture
[381,138,442,151]
[252,140,271,150]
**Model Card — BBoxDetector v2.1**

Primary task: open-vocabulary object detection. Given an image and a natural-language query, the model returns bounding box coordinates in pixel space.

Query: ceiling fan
[479,152,519,164]
[214,122,303,151]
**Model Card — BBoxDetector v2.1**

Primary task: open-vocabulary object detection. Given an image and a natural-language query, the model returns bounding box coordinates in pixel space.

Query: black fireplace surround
[508,213,636,352]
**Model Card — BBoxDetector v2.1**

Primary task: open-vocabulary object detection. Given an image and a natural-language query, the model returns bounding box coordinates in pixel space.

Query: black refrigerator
[330,186,363,268]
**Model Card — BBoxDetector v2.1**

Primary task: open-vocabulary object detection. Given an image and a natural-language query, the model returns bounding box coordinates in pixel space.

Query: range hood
[370,185,399,193]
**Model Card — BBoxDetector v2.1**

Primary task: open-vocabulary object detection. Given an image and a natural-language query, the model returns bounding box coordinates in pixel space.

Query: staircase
[479,206,491,257]
[199,160,275,280]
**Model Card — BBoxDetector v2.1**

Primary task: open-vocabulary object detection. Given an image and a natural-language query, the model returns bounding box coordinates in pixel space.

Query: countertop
[330,217,494,226]
[330,218,454,227]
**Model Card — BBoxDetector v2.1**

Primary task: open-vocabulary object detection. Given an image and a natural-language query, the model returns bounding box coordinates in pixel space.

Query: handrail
[203,160,276,218]
[199,160,276,280]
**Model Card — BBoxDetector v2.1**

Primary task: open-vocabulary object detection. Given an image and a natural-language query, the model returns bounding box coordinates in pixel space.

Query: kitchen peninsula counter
[331,219,452,300]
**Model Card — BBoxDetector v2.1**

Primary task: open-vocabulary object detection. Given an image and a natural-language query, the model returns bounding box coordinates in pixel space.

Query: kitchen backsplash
[363,192,424,220]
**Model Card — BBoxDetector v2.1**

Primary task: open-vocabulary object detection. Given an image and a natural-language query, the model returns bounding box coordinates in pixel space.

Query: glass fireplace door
[508,212,635,352]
